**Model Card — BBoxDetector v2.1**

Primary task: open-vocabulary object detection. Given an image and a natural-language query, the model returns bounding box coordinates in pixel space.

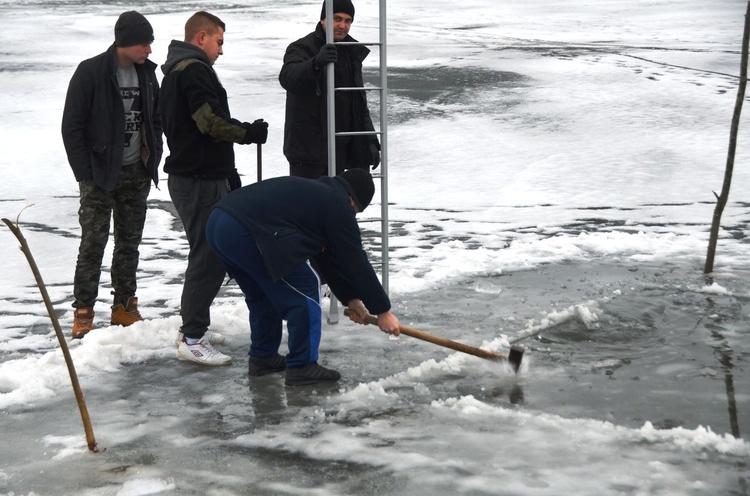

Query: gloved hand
[368,142,381,170]
[228,168,242,191]
[314,44,338,68]
[243,119,268,144]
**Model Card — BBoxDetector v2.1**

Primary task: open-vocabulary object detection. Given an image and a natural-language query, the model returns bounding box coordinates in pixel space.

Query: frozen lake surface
[1,0,749,494]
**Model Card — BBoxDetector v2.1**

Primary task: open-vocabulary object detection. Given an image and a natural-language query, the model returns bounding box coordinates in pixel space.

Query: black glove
[243,119,268,144]
[228,168,242,191]
[314,44,338,68]
[368,142,381,170]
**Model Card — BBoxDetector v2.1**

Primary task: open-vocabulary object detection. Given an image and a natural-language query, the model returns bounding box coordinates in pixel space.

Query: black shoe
[285,362,341,386]
[248,353,286,376]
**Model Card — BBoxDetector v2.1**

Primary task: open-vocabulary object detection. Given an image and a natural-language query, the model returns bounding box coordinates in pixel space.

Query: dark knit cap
[320,0,355,20]
[336,168,374,212]
[114,11,154,47]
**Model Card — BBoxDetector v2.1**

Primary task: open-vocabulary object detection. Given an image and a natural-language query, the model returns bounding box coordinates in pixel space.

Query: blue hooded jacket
[214,175,390,315]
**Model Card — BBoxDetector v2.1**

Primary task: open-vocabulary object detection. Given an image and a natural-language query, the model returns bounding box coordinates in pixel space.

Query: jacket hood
[161,40,210,75]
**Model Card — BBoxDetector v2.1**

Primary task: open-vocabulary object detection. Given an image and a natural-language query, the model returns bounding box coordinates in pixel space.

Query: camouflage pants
[73,161,151,309]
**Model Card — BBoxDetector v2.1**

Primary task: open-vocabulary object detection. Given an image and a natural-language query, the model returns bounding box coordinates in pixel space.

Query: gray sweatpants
[168,174,230,339]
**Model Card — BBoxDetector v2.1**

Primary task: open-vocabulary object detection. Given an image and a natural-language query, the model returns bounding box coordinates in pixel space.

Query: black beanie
[336,168,374,212]
[114,11,154,47]
[320,0,355,20]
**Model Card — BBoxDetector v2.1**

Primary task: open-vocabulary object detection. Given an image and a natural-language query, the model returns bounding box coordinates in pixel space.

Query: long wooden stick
[344,308,509,361]
[2,212,98,452]
[705,0,750,273]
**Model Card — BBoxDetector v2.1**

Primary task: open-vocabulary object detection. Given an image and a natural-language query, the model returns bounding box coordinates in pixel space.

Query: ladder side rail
[324,0,340,323]
[378,0,389,293]
[324,0,390,319]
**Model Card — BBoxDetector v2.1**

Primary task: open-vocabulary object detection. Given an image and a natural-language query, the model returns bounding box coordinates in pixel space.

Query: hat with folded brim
[320,0,355,20]
[115,11,154,47]
[335,168,374,211]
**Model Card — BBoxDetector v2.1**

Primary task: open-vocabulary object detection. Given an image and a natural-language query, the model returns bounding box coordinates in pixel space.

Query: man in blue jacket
[62,11,163,339]
[161,11,268,366]
[206,169,400,386]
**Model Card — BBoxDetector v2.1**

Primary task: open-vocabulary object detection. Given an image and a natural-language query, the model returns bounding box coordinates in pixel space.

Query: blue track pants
[206,208,322,367]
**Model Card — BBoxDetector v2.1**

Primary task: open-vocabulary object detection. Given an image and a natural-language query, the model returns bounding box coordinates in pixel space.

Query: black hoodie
[160,40,250,179]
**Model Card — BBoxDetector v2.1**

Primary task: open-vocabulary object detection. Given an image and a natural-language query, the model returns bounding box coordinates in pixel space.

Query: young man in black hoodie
[206,168,400,386]
[62,11,163,339]
[160,11,268,366]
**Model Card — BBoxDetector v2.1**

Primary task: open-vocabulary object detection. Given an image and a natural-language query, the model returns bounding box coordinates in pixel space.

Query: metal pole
[324,0,340,323]
[325,0,336,178]
[379,0,389,293]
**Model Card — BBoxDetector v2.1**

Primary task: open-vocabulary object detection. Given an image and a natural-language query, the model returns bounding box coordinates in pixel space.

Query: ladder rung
[335,86,384,92]
[335,130,382,137]
[334,41,382,47]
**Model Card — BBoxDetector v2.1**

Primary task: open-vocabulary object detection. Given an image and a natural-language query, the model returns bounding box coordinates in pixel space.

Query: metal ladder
[323,0,389,323]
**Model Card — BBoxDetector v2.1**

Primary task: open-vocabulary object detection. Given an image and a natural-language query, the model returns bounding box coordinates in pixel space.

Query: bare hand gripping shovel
[344,309,524,372]
[3,211,99,452]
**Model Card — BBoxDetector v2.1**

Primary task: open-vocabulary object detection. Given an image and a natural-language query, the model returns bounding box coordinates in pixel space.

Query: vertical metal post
[325,0,336,178]
[378,0,389,293]
[323,0,390,320]
[324,0,340,323]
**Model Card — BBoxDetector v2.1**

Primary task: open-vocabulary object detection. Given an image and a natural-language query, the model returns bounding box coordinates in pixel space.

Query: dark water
[399,261,750,437]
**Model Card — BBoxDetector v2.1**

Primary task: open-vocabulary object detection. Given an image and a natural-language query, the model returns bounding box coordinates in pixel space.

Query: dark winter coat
[160,41,251,179]
[215,176,391,315]
[279,23,378,167]
[62,44,162,191]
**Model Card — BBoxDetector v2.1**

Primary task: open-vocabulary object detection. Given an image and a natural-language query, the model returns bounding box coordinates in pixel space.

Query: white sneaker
[175,330,225,346]
[177,337,232,366]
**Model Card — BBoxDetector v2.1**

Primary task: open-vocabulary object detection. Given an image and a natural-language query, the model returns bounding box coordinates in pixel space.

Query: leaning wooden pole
[705,1,750,273]
[2,211,98,452]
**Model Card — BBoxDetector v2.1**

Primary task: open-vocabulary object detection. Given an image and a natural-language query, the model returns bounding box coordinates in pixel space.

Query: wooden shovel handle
[344,309,508,361]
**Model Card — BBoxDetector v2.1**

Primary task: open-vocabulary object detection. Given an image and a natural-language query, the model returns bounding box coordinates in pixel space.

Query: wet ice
[2,0,750,494]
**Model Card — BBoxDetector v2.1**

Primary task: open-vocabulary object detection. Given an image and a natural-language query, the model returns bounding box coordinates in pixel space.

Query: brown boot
[111,297,144,326]
[72,307,94,339]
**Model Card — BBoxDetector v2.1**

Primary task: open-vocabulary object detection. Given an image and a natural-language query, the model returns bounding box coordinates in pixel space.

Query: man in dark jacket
[206,169,400,386]
[160,11,268,366]
[279,0,380,179]
[62,11,163,339]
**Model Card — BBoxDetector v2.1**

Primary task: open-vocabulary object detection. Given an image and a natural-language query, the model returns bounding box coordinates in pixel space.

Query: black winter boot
[285,362,341,386]
[248,353,287,376]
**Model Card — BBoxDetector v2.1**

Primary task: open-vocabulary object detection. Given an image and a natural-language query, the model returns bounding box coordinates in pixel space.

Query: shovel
[344,309,524,372]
